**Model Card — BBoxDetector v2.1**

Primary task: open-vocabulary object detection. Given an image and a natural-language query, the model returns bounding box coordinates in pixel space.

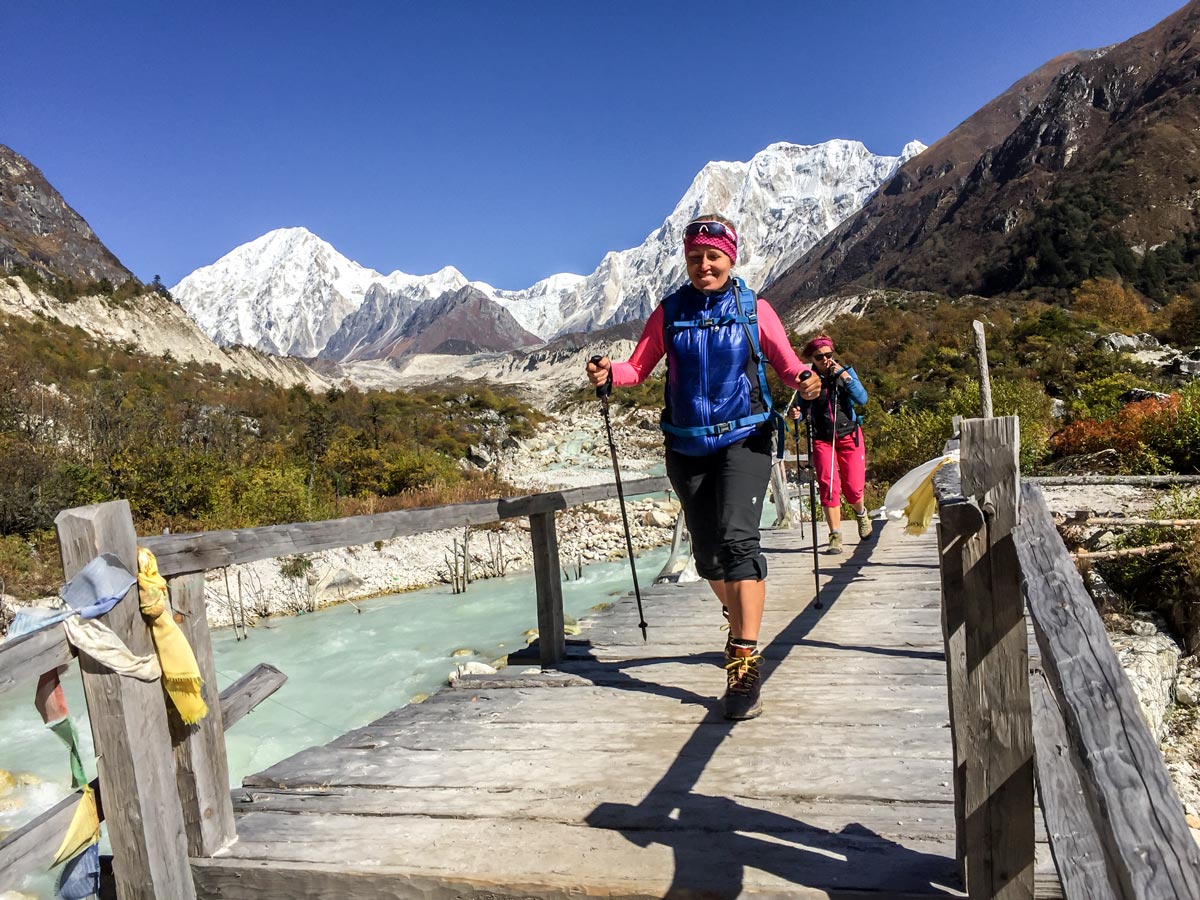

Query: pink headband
[804,337,834,357]
[684,229,737,265]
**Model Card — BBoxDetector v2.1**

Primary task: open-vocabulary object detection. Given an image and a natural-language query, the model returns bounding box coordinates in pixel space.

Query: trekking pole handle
[589,355,613,399]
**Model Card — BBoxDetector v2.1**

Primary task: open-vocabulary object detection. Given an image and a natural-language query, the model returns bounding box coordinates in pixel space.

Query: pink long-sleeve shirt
[611,297,812,389]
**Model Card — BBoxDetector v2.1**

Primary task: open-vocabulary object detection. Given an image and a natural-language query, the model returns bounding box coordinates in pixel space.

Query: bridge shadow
[569,522,963,896]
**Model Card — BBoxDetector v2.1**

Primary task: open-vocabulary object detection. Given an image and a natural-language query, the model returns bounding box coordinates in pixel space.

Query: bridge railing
[933,416,1200,899]
[0,476,668,898]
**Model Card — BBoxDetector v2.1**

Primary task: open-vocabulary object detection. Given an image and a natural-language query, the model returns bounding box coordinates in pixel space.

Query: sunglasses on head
[811,351,834,361]
[684,221,735,239]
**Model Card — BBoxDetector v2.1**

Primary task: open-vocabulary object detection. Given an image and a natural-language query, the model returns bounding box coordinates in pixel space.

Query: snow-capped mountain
[174,228,473,358]
[174,139,924,360]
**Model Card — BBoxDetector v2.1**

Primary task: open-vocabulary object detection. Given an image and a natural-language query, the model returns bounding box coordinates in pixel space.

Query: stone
[451,648,476,658]
[466,444,493,468]
[0,769,14,797]
[449,661,497,684]
[1110,626,1183,742]
[1177,681,1199,708]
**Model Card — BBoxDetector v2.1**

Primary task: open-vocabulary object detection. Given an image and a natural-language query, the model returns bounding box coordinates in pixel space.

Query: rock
[1188,814,1200,829]
[410,693,429,704]
[1097,333,1161,353]
[1083,569,1122,610]
[449,661,497,684]
[1130,619,1158,637]
[451,648,476,658]
[1177,681,1199,707]
[466,444,493,468]
[1119,388,1171,405]
[643,508,675,528]
[1110,625,1183,742]
[0,770,14,797]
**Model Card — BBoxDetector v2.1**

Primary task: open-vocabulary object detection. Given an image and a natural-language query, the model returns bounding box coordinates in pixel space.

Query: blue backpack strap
[732,278,787,458]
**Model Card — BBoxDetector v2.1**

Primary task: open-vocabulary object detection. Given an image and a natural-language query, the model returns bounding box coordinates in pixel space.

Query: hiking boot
[826,531,843,555]
[856,512,873,540]
[722,646,763,720]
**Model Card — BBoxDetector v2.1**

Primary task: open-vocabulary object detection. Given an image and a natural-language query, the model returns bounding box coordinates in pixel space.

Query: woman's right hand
[586,356,611,387]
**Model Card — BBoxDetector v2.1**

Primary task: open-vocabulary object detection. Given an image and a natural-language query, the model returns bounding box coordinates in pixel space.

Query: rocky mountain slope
[173,139,923,361]
[0,278,329,391]
[0,144,133,285]
[770,0,1200,307]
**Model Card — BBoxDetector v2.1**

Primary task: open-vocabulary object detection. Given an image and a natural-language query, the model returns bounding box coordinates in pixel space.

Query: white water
[0,546,668,899]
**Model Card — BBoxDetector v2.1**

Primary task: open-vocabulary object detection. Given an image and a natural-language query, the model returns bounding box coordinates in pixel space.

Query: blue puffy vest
[659,276,778,456]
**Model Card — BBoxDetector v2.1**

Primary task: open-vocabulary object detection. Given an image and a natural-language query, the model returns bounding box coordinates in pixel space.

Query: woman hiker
[586,214,820,720]
[790,334,871,555]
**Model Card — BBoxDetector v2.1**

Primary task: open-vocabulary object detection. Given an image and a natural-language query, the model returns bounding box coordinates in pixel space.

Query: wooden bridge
[2,417,1199,898]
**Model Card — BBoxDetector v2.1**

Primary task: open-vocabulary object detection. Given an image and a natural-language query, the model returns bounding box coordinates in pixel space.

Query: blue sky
[1,0,1187,290]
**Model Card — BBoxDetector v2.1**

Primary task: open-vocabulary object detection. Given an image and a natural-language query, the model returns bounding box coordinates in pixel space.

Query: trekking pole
[799,371,823,610]
[785,389,804,539]
[590,356,649,641]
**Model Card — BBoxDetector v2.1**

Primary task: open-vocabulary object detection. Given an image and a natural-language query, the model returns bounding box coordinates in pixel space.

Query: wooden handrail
[0,623,72,697]
[1017,485,1200,898]
[140,476,671,577]
[934,423,1200,897]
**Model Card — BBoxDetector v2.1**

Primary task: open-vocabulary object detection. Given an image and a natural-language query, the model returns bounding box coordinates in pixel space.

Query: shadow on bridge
[574,524,963,897]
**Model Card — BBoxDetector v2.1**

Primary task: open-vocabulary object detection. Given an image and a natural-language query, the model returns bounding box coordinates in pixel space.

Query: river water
[0,543,669,898]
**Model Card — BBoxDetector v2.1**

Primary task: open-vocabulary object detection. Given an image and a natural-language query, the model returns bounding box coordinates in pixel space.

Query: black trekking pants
[666,428,772,583]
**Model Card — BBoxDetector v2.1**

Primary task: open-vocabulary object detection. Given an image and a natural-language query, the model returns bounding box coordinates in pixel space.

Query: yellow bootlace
[725,652,762,692]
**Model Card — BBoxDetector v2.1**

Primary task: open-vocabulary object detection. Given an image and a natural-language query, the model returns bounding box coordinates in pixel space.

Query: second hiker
[791,335,872,555]
[586,214,820,720]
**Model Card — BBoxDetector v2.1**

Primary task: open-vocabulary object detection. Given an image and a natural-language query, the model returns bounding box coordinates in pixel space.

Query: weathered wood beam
[958,416,1035,899]
[141,477,670,577]
[0,623,72,697]
[167,572,236,858]
[219,663,287,729]
[1017,484,1200,898]
[530,510,565,667]
[0,660,286,893]
[55,501,196,900]
[1028,670,1120,900]
[1028,475,1200,486]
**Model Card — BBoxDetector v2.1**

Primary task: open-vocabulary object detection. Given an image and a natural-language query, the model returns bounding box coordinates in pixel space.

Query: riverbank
[170,405,675,630]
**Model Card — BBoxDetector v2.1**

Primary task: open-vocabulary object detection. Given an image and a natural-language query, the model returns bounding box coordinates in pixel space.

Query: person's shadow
[569,523,963,896]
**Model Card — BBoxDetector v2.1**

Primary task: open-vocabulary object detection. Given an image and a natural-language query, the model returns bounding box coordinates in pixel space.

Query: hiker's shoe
[826,531,843,555]
[856,512,873,540]
[722,646,763,720]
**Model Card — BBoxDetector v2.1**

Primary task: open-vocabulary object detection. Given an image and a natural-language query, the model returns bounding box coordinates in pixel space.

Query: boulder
[1110,620,1183,742]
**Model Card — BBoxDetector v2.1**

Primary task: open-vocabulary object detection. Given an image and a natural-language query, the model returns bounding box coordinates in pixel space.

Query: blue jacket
[800,367,867,442]
[659,278,772,456]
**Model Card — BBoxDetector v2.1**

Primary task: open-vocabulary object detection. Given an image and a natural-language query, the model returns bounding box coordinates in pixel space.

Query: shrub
[1072,277,1152,334]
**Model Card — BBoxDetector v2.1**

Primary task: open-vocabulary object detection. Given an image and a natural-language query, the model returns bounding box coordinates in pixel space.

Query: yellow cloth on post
[903,458,954,536]
[51,784,100,867]
[137,547,208,724]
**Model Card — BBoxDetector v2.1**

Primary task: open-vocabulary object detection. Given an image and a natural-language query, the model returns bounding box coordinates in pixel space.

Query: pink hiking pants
[812,427,866,508]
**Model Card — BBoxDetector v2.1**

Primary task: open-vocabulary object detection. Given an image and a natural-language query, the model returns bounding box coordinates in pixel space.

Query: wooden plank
[1029,670,1120,900]
[0,621,73,697]
[143,477,670,576]
[166,572,236,857]
[958,416,1035,899]
[55,501,196,900]
[218,663,288,729]
[1017,484,1200,897]
[529,510,565,666]
[200,812,962,897]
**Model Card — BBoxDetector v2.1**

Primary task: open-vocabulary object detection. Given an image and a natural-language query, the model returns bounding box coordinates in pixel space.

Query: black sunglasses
[811,351,834,361]
[684,221,736,239]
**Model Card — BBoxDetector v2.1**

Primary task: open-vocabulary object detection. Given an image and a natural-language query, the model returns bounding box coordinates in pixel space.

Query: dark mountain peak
[0,144,134,285]
[769,0,1200,308]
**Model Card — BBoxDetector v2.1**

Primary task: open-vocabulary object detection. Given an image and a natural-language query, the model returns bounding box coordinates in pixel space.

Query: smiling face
[685,246,733,292]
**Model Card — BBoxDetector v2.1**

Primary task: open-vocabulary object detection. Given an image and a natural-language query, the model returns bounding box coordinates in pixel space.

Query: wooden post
[958,416,1034,898]
[166,572,237,857]
[55,501,197,900]
[934,493,981,884]
[529,510,565,666]
[973,320,994,418]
